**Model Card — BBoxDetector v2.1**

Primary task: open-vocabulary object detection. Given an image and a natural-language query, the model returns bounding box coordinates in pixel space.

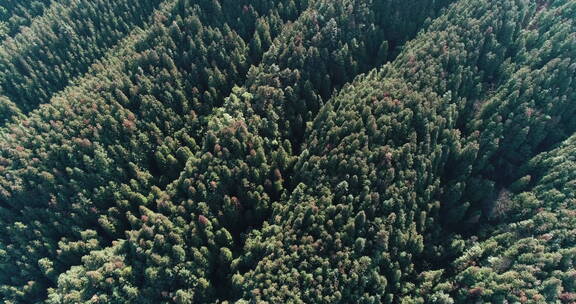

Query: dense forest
[0,0,574,303]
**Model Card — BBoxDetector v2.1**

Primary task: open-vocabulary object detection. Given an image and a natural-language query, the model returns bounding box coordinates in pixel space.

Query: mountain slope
[0,0,306,301]
[234,0,576,302]
[0,0,168,117]
[0,0,574,303]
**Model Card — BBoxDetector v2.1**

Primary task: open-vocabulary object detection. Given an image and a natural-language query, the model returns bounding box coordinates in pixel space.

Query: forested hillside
[0,0,54,40]
[0,0,574,303]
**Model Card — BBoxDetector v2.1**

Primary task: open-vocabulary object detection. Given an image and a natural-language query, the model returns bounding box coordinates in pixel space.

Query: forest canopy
[0,0,575,303]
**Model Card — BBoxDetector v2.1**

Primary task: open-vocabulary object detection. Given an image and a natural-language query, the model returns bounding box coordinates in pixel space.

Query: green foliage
[441,133,576,303]
[0,0,54,40]
[0,0,167,117]
[0,0,574,303]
